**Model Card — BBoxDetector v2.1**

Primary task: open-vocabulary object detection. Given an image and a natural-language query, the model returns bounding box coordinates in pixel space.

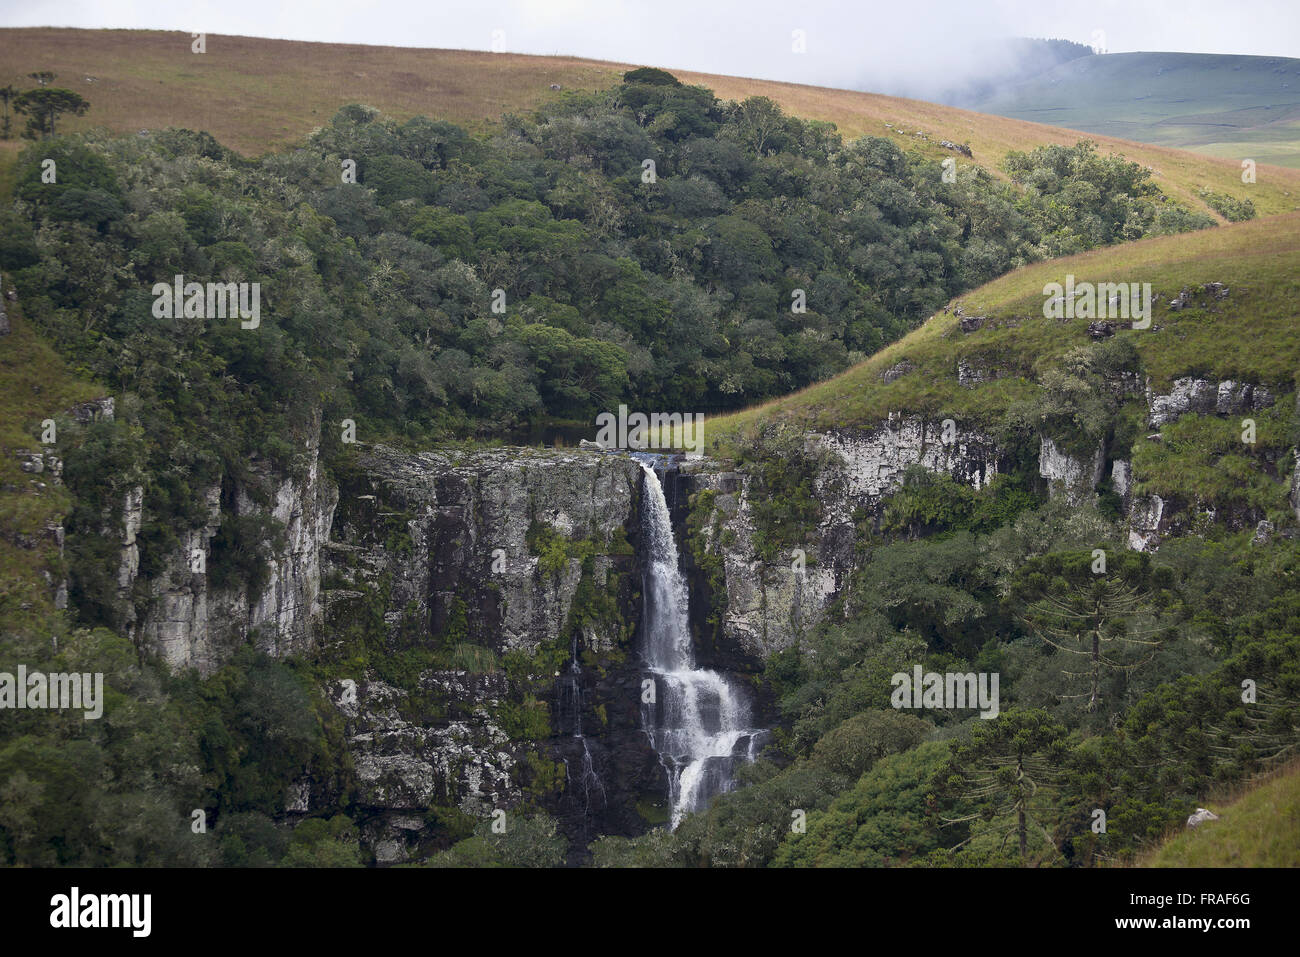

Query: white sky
[4,0,1298,95]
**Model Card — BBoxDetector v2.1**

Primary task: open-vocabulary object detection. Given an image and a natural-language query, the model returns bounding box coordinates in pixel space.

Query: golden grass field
[2,27,1299,218]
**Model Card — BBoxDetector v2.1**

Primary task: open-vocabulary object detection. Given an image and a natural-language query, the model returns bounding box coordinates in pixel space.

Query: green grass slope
[974,52,1300,169]
[0,285,103,631]
[1142,763,1300,867]
[710,211,1300,447]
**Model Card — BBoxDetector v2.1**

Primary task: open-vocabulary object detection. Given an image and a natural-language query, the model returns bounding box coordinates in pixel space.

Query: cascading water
[558,632,606,815]
[636,458,764,829]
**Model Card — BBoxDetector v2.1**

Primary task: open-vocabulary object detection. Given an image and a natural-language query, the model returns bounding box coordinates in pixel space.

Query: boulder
[1186,808,1219,828]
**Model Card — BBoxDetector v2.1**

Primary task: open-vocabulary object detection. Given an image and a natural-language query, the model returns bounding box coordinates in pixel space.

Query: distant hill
[2,29,1299,218]
[971,52,1300,169]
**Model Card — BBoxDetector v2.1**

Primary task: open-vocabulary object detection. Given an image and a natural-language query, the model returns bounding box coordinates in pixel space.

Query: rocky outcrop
[816,417,999,503]
[321,445,662,862]
[328,674,518,863]
[1147,377,1273,427]
[880,360,915,383]
[130,419,338,674]
[682,417,1002,660]
[328,445,642,656]
[680,464,840,663]
[1122,376,1283,550]
[1128,493,1166,552]
[1291,449,1300,522]
[1039,437,1106,502]
[1186,807,1220,828]
[1110,459,1132,500]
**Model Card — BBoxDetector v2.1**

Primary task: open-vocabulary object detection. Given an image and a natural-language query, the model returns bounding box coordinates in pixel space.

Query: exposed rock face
[880,360,915,383]
[1148,377,1273,427]
[682,418,1001,660]
[329,445,641,656]
[1128,494,1166,552]
[321,445,662,862]
[115,484,144,605]
[816,418,999,502]
[246,446,339,659]
[129,422,338,674]
[1110,459,1132,500]
[1292,449,1300,522]
[1039,437,1106,502]
[1122,376,1282,551]
[680,464,839,664]
[330,674,518,863]
[67,397,114,424]
[957,357,989,387]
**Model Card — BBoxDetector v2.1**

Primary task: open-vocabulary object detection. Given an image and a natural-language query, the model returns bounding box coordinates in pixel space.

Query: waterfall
[636,459,763,829]
[559,630,606,814]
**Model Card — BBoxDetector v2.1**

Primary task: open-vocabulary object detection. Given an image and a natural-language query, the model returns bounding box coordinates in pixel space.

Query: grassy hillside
[2,28,1299,218]
[709,211,1300,447]
[1141,762,1300,867]
[0,285,103,631]
[974,52,1300,169]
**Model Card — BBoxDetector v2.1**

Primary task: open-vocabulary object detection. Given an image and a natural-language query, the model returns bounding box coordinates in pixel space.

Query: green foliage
[1132,403,1293,516]
[496,694,552,741]
[0,207,40,268]
[685,488,728,628]
[208,511,286,596]
[670,760,846,866]
[735,422,831,561]
[527,521,598,578]
[811,709,932,778]
[1004,338,1141,458]
[1012,548,1175,718]
[180,646,332,818]
[882,466,1038,538]
[1198,187,1256,222]
[773,741,953,867]
[933,708,1070,864]
[13,87,89,139]
[280,814,364,867]
[426,812,567,867]
[1001,140,1208,254]
[622,67,683,87]
[589,827,681,867]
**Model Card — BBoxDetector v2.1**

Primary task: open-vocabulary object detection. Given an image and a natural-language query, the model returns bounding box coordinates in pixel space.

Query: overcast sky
[5,0,1298,95]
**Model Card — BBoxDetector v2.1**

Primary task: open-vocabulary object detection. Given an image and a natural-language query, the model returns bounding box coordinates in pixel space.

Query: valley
[0,25,1297,871]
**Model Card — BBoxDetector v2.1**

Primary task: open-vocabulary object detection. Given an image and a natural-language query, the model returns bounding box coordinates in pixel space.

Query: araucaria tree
[934,708,1068,864]
[14,87,89,139]
[1014,549,1173,713]
[0,86,16,139]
